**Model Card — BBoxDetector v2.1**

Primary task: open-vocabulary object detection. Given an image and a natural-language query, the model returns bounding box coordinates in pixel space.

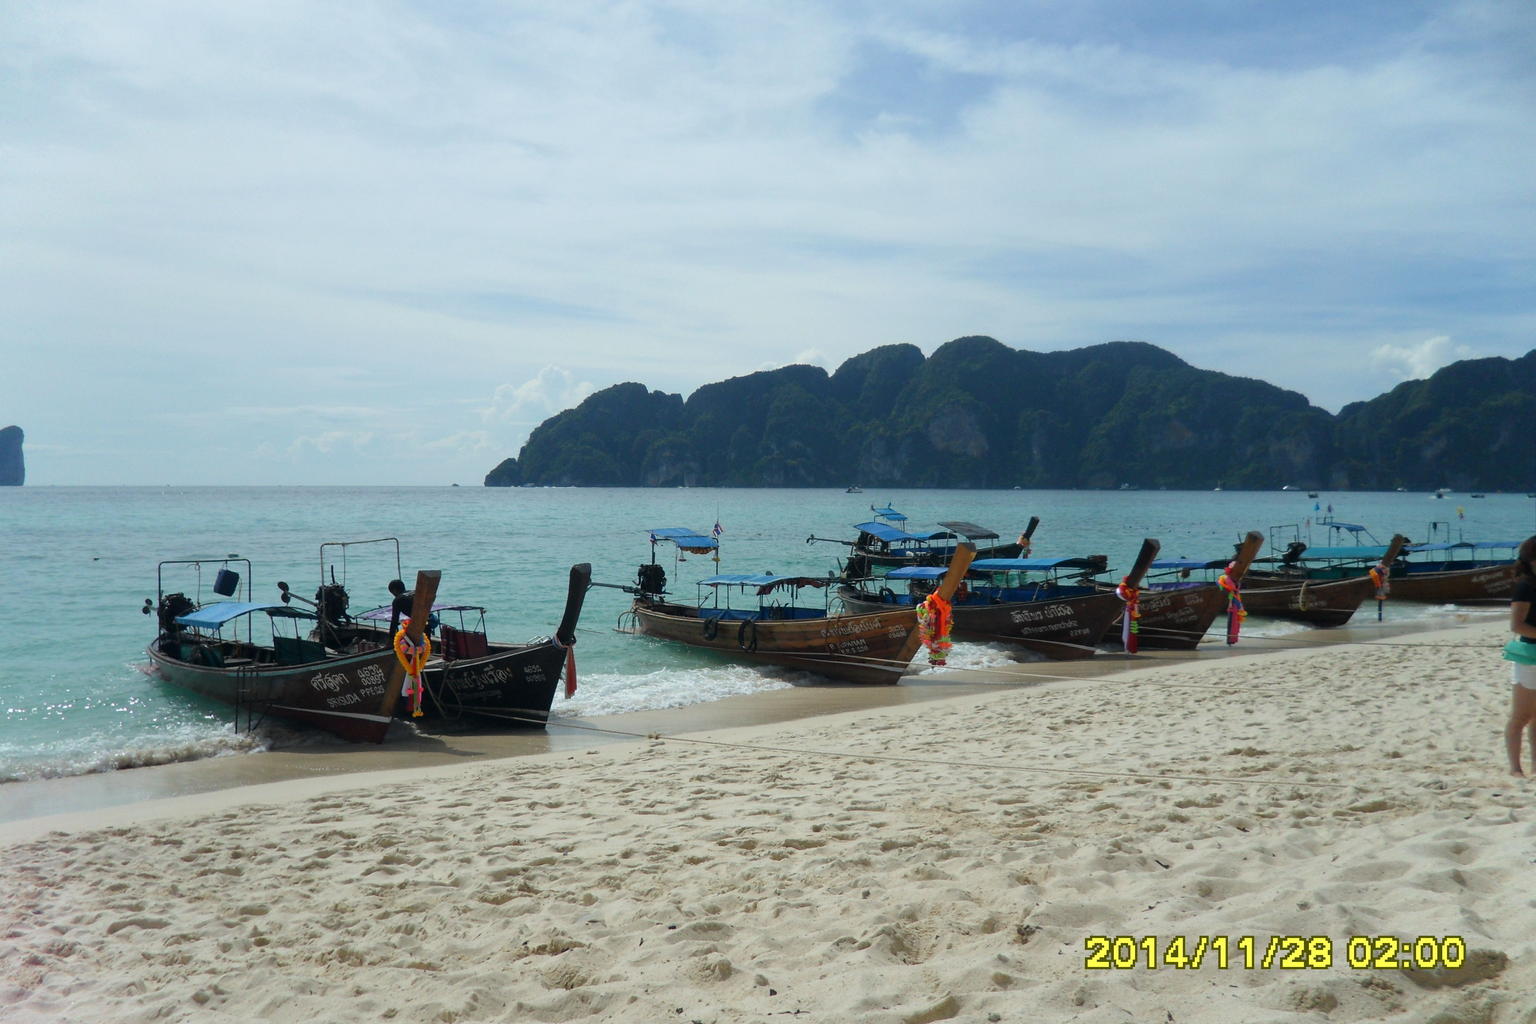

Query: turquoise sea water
[3,485,1533,783]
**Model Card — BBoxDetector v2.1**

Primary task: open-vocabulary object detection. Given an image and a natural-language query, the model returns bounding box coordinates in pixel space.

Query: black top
[1514,576,1536,643]
[389,590,415,637]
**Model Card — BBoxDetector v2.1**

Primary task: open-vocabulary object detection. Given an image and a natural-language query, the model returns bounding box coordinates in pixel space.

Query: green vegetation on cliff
[485,339,1535,490]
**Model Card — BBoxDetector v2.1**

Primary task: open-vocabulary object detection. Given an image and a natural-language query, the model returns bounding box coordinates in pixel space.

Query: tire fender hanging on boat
[737,618,758,652]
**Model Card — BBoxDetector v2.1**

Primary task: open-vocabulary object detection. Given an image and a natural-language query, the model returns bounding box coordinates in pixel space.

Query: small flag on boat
[713,520,723,537]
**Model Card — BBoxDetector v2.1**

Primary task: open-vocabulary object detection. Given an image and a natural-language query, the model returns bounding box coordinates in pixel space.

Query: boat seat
[178,643,225,667]
[440,624,489,660]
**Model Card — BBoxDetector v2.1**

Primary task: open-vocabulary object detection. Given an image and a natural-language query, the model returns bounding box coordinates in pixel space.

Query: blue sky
[3,0,1533,484]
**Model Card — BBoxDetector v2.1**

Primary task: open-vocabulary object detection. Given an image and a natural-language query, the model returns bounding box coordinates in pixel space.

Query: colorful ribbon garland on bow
[553,636,578,699]
[393,619,432,718]
[1368,562,1390,599]
[1016,534,1032,557]
[1217,562,1246,645]
[1368,561,1390,621]
[916,592,953,666]
[1115,578,1141,653]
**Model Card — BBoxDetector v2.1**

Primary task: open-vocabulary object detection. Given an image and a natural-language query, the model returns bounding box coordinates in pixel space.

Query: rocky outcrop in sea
[0,425,22,486]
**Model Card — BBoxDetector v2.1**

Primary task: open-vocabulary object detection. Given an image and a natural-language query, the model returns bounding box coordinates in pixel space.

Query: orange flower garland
[916,592,953,666]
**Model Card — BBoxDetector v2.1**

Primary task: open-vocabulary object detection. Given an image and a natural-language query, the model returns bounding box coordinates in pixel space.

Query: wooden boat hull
[407,641,570,726]
[1099,583,1229,650]
[1236,573,1375,627]
[146,642,399,743]
[633,600,918,684]
[358,562,590,728]
[1388,563,1516,604]
[838,585,1120,660]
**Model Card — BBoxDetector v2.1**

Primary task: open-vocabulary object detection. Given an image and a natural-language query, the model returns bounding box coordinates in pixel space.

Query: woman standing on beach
[1504,536,1536,776]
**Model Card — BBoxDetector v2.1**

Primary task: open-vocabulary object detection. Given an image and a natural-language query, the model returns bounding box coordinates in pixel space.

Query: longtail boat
[1270,518,1519,605]
[621,526,975,683]
[1096,531,1266,649]
[144,557,440,743]
[1240,534,1408,626]
[277,538,592,728]
[807,506,1035,569]
[838,539,1158,661]
[1383,540,1519,604]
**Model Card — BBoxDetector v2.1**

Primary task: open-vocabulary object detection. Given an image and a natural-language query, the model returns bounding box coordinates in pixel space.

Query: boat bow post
[377,569,442,729]
[1017,515,1040,554]
[554,564,592,698]
[893,542,976,670]
[1231,531,1265,581]
[1117,538,1161,652]
[1376,534,1409,620]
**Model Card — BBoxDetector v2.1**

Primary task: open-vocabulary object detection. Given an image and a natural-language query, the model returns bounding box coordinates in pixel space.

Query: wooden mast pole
[377,569,441,724]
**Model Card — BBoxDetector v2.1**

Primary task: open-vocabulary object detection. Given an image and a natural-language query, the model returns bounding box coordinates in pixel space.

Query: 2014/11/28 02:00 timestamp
[1084,935,1468,971]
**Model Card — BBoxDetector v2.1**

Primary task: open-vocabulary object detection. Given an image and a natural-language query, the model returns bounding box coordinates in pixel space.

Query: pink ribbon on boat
[563,640,578,699]
[1115,579,1140,653]
[1217,562,1246,645]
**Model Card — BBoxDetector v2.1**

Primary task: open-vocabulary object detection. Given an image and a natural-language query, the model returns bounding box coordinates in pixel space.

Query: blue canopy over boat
[971,557,1103,572]
[854,521,917,543]
[1406,540,1520,553]
[697,573,827,592]
[886,566,948,580]
[870,505,907,522]
[174,602,311,629]
[1296,545,1393,561]
[647,526,718,552]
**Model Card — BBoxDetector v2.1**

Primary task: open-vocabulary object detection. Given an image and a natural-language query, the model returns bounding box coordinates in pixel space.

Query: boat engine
[156,592,196,634]
[1281,541,1307,565]
[313,582,352,648]
[314,583,351,623]
[1085,554,1110,574]
[636,563,667,596]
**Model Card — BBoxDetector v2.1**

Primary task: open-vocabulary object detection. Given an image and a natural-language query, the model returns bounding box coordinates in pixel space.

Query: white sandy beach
[4,618,1534,1023]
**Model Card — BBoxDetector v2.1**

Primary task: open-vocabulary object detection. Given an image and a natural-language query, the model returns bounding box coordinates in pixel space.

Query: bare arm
[1512,601,1536,640]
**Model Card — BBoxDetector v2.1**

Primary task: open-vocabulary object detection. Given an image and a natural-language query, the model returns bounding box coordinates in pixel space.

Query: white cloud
[3,2,1533,482]
[481,367,596,427]
[419,430,493,454]
[1370,336,1477,381]
[287,431,378,456]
